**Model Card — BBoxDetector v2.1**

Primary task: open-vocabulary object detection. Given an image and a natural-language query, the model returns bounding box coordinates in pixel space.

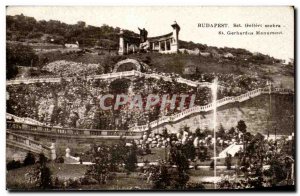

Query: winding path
[7,70,213,88]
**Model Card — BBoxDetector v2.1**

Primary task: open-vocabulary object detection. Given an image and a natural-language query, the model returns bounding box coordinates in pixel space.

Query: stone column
[164,40,167,51]
[126,43,129,54]
[118,30,125,55]
[152,42,155,50]
[158,41,161,52]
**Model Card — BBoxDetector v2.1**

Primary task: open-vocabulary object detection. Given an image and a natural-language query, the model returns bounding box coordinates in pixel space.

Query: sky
[6,6,294,60]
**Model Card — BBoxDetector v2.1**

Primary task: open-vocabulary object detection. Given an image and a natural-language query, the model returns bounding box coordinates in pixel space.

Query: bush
[6,43,39,67]
[66,178,80,188]
[39,165,53,189]
[6,63,18,79]
[23,152,36,166]
[55,156,64,163]
[7,160,22,170]
[124,147,137,172]
[185,182,205,190]
[102,55,126,73]
[139,55,152,65]
[38,153,48,165]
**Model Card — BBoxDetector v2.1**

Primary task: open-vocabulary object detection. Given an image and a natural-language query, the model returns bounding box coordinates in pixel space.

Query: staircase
[6,131,56,160]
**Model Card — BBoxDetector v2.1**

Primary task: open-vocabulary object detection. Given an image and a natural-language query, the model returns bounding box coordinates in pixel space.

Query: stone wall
[6,147,28,162]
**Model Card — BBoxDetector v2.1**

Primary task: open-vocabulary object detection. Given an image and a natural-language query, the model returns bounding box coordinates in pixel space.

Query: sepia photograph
[5,6,295,191]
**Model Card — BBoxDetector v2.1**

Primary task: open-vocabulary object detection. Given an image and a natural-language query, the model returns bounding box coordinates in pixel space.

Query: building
[65,41,79,48]
[118,22,180,55]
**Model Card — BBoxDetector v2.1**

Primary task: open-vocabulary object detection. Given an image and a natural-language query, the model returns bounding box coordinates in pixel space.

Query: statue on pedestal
[138,27,148,43]
[138,27,150,51]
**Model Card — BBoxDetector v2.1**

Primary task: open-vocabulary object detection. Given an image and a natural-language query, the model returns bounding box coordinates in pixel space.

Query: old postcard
[6,6,295,191]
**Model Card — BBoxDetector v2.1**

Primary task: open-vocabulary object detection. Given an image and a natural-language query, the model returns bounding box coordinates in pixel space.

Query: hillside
[6,14,294,90]
[7,14,284,62]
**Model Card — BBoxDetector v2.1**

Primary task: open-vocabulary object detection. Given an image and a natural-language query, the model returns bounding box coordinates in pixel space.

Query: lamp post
[211,78,218,189]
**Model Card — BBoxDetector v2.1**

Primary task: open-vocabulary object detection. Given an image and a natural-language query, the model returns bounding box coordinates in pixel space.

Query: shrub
[124,147,137,172]
[67,178,80,188]
[185,182,205,190]
[23,152,36,166]
[7,160,22,170]
[39,165,53,189]
[55,156,64,163]
[6,43,39,67]
[6,63,18,79]
[38,153,48,166]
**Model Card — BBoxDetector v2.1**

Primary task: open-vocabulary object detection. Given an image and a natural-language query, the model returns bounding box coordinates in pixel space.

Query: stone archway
[113,58,148,73]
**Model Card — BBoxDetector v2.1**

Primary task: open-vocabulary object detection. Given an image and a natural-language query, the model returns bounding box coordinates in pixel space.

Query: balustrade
[7,70,217,88]
[6,75,294,134]
[7,131,52,158]
[127,87,293,132]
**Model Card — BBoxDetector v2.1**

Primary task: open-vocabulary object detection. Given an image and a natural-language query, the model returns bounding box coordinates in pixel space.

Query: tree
[183,125,190,133]
[162,128,169,138]
[39,165,52,189]
[198,145,208,162]
[182,140,196,160]
[225,153,232,170]
[38,153,47,165]
[152,164,171,189]
[125,146,137,172]
[173,170,189,189]
[93,158,109,184]
[217,123,226,139]
[237,120,247,134]
[29,153,53,189]
[237,120,247,150]
[169,145,189,172]
[244,132,253,144]
[85,146,111,184]
[7,43,39,68]
[77,21,86,28]
[228,127,235,135]
[266,157,287,185]
[195,128,201,138]
[6,63,18,79]
[23,152,36,166]
[6,43,39,79]
[7,160,22,170]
